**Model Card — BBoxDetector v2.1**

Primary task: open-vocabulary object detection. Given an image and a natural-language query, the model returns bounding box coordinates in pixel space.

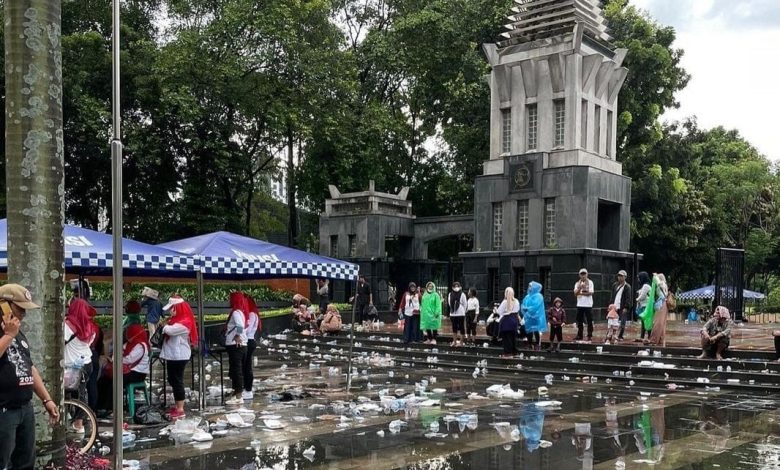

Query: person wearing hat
[611,270,633,341]
[160,295,198,419]
[141,287,164,337]
[0,284,59,470]
[574,268,595,341]
[122,300,143,330]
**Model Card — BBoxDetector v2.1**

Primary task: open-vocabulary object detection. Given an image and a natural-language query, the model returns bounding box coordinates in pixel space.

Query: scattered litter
[697,377,710,384]
[539,440,552,448]
[302,446,316,462]
[534,400,562,408]
[263,419,285,429]
[486,384,524,399]
[376,430,385,437]
[192,431,213,442]
[538,386,548,395]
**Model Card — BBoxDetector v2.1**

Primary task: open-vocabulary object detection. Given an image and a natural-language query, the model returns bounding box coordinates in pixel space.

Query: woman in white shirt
[448,282,467,346]
[465,288,480,345]
[224,292,249,405]
[64,298,97,433]
[160,295,198,419]
[241,294,261,400]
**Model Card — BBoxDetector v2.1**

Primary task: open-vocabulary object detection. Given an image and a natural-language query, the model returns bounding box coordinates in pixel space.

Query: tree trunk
[4,1,66,467]
[245,172,254,235]
[286,122,298,247]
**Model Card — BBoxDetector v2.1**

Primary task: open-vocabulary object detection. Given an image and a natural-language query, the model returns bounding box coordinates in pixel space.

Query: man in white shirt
[574,268,594,341]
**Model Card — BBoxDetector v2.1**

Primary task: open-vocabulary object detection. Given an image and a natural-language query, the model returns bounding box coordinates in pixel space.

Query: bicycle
[63,398,98,454]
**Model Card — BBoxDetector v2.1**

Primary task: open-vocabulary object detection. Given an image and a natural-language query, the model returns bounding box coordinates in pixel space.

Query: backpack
[666,292,677,310]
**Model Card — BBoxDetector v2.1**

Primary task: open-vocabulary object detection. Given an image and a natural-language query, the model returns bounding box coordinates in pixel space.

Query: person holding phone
[0,284,59,470]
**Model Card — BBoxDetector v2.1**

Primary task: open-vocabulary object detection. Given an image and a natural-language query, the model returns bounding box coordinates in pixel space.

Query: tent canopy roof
[159,231,358,281]
[0,219,196,277]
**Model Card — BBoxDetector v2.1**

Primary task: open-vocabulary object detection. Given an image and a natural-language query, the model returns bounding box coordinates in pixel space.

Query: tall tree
[4,0,66,466]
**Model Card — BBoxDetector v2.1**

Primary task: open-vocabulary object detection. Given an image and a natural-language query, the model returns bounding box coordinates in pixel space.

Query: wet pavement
[109,325,780,470]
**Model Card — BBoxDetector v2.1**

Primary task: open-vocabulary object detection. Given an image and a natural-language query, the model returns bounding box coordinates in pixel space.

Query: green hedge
[93,303,352,329]
[88,282,294,303]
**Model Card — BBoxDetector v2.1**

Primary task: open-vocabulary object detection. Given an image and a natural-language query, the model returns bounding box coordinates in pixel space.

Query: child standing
[547,297,566,352]
[605,304,620,344]
[465,288,480,345]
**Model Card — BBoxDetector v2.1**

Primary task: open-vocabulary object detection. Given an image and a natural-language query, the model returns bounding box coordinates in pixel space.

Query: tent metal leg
[346,276,359,393]
[197,271,205,410]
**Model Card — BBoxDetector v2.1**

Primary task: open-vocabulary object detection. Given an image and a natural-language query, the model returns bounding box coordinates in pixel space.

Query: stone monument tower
[463,0,635,310]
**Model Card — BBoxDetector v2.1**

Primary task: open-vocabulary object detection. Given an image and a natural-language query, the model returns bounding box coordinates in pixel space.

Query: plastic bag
[398,319,405,330]
[134,405,166,425]
[63,366,82,392]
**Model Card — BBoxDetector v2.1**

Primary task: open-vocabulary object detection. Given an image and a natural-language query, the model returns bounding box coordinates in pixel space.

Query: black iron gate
[715,248,745,322]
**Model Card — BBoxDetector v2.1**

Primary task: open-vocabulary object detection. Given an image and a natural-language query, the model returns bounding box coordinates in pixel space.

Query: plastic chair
[126,382,150,419]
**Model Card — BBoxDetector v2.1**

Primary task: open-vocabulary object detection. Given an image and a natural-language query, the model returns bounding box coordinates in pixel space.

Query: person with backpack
[224,292,249,406]
[448,282,467,346]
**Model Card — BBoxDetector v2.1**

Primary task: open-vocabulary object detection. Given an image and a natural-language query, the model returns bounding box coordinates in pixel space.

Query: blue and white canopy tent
[158,231,358,280]
[0,219,197,277]
[159,231,360,396]
[676,285,766,301]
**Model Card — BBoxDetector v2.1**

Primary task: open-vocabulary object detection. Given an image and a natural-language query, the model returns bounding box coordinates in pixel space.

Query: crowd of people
[389,268,744,361]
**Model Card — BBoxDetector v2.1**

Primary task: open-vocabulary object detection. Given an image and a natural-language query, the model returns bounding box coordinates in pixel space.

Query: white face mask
[453,287,461,292]
[427,287,434,293]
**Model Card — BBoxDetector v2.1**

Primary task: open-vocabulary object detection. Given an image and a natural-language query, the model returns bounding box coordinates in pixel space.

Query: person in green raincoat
[420,282,442,345]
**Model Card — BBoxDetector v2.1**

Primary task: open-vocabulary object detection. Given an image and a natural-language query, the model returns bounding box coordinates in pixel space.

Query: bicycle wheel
[63,399,98,454]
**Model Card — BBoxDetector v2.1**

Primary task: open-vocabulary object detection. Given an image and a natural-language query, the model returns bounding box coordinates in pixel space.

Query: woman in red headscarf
[160,295,198,418]
[224,292,249,405]
[241,293,261,400]
[64,298,98,432]
[95,324,150,415]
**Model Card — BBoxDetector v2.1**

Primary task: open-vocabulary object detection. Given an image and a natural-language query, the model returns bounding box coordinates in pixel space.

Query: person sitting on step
[698,306,733,360]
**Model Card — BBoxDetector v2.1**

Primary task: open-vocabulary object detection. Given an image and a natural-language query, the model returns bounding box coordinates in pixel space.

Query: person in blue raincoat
[521,281,547,350]
[520,402,545,452]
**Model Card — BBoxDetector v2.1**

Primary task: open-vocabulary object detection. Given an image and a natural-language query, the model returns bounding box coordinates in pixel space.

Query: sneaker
[69,424,85,435]
[225,396,244,406]
[168,409,186,419]
[430,339,437,345]
[242,390,254,400]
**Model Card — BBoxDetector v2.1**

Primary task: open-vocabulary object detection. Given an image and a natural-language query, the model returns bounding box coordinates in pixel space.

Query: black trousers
[403,315,422,343]
[226,345,247,395]
[775,335,780,360]
[617,308,629,339]
[466,310,478,336]
[576,307,593,339]
[425,330,438,341]
[451,316,465,334]
[96,370,148,411]
[0,403,35,470]
[500,330,517,355]
[242,339,257,392]
[527,331,540,345]
[88,350,100,411]
[550,326,563,342]
[166,359,188,401]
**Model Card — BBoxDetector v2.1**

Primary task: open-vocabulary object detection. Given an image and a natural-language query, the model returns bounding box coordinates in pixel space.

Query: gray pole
[345,276,359,392]
[197,270,205,410]
[111,0,124,466]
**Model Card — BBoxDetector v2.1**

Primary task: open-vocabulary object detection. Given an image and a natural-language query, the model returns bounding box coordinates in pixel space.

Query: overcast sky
[630,0,780,160]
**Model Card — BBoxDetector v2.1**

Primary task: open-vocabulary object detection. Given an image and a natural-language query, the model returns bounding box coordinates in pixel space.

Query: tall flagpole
[111,0,125,466]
